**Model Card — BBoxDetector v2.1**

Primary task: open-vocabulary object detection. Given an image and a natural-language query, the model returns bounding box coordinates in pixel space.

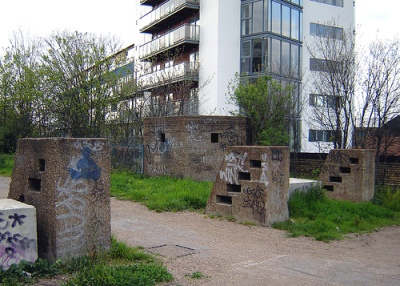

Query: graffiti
[187,134,203,142]
[225,152,247,167]
[271,148,284,162]
[0,212,36,270]
[220,152,248,184]
[260,153,269,186]
[74,140,104,152]
[242,185,266,215]
[204,118,220,124]
[148,164,167,175]
[8,213,26,228]
[55,178,88,258]
[69,147,101,181]
[147,137,182,155]
[271,157,285,186]
[186,121,199,133]
[219,125,244,150]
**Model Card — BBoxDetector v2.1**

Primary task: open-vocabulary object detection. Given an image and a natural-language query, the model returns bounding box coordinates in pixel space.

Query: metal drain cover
[146,244,196,258]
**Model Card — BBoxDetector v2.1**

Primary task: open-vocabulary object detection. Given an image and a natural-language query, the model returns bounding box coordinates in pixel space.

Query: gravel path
[1,176,400,285]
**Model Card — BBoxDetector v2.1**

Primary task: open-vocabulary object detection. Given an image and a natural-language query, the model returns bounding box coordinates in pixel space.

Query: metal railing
[139,0,200,31]
[139,24,199,59]
[138,61,199,89]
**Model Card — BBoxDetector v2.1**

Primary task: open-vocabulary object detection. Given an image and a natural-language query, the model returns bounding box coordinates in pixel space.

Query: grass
[0,238,173,286]
[273,186,400,242]
[0,153,14,176]
[111,172,213,212]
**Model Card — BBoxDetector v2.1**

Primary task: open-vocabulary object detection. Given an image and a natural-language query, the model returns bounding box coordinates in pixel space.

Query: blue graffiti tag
[69,147,101,180]
[8,213,26,228]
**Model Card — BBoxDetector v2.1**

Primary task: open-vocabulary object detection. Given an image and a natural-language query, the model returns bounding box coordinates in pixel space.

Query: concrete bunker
[318,149,375,202]
[8,138,111,262]
[205,146,290,226]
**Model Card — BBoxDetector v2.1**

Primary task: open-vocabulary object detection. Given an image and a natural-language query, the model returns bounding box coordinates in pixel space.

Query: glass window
[281,41,290,75]
[291,9,300,40]
[242,4,250,18]
[281,5,290,38]
[291,44,300,77]
[310,23,343,39]
[241,58,251,74]
[263,38,269,71]
[242,19,251,35]
[252,38,263,72]
[310,0,343,7]
[271,38,281,73]
[264,0,269,31]
[241,4,252,35]
[253,1,263,34]
[242,41,251,57]
[271,1,281,34]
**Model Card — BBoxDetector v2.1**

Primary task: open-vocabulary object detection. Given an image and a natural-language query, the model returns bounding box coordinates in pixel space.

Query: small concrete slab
[288,178,321,199]
[0,199,38,270]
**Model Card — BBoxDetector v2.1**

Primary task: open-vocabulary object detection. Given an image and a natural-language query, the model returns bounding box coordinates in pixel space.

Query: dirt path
[1,176,399,285]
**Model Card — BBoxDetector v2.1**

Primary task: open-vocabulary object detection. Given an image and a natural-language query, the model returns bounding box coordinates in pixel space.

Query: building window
[309,130,336,142]
[241,0,302,40]
[309,94,337,108]
[310,23,343,39]
[309,58,339,72]
[310,0,343,7]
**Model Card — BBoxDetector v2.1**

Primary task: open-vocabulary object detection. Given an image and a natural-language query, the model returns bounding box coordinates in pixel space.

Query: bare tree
[307,22,357,149]
[355,36,400,183]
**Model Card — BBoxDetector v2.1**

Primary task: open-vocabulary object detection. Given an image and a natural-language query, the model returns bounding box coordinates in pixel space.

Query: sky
[0,0,399,51]
[0,0,137,50]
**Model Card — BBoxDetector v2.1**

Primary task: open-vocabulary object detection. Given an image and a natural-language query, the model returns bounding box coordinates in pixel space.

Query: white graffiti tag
[220,152,248,184]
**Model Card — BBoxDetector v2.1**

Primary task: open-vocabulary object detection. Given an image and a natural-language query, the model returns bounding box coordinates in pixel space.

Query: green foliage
[373,185,400,212]
[64,263,172,286]
[185,271,206,279]
[111,172,212,212]
[0,153,14,176]
[227,74,295,145]
[0,237,173,285]
[273,187,400,242]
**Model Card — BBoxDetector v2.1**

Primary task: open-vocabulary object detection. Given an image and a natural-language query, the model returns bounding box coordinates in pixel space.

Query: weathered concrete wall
[143,116,247,181]
[8,138,111,262]
[205,146,289,226]
[0,199,37,270]
[318,149,375,202]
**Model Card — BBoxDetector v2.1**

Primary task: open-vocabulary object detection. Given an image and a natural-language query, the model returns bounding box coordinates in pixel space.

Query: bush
[373,185,400,212]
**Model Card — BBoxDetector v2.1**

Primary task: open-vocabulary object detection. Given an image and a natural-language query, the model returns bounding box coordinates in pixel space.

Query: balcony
[139,24,199,60]
[140,0,161,5]
[139,0,200,34]
[138,61,199,90]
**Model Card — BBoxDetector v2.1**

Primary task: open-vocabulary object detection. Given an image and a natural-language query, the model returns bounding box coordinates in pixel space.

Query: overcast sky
[0,0,399,51]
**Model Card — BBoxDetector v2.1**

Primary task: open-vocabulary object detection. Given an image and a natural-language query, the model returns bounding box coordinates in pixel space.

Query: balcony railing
[139,24,199,60]
[139,0,200,33]
[140,0,160,6]
[138,61,199,89]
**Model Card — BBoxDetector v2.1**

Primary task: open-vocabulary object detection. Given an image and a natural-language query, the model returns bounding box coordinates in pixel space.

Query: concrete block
[8,138,111,262]
[318,149,375,202]
[205,146,289,226]
[0,199,37,270]
[288,178,321,199]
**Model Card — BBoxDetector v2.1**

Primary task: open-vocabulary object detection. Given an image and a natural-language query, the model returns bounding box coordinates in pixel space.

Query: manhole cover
[146,244,196,258]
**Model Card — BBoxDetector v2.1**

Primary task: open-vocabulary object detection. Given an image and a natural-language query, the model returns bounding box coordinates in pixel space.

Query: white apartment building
[133,0,355,152]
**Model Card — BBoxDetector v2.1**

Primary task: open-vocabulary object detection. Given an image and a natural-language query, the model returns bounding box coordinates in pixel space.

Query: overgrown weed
[273,186,400,242]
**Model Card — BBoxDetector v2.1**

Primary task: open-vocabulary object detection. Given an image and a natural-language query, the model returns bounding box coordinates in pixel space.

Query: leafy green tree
[40,31,134,137]
[0,31,43,152]
[227,75,295,146]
